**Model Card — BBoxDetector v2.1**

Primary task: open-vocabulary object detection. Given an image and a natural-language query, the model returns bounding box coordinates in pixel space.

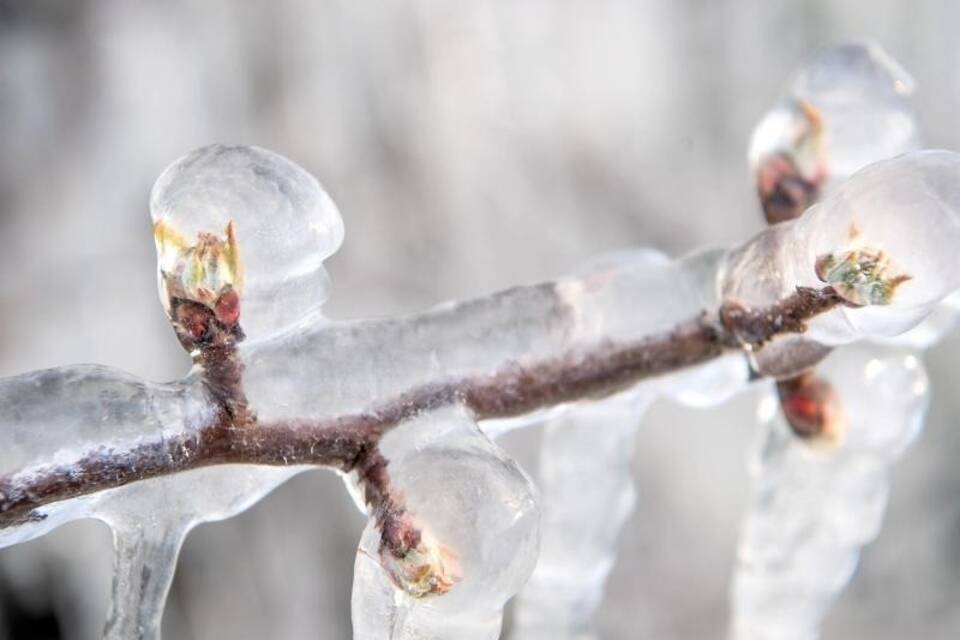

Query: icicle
[512,392,650,640]
[102,521,188,640]
[730,344,929,640]
[95,465,302,639]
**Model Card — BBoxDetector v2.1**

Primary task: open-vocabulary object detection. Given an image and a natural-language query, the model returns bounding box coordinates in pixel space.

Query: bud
[150,145,344,341]
[776,371,845,447]
[749,41,919,224]
[154,218,245,331]
[379,518,461,598]
[815,244,911,307]
[751,99,828,192]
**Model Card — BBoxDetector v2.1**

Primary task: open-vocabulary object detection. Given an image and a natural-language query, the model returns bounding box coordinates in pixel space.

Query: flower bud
[154,219,244,325]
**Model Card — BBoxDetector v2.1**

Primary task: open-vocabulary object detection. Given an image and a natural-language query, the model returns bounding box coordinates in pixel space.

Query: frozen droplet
[150,145,344,340]
[789,41,919,185]
[723,151,960,344]
[351,406,540,639]
[513,391,649,640]
[730,343,929,640]
[750,41,919,191]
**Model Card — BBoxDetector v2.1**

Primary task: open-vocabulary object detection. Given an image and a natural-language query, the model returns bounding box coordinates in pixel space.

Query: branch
[0,285,845,528]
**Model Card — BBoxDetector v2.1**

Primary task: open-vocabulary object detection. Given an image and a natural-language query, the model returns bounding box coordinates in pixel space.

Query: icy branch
[0,281,847,529]
[1,133,959,640]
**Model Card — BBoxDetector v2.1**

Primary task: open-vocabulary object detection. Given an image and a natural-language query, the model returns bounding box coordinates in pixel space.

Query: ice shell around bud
[749,41,919,189]
[790,40,914,105]
[150,145,345,340]
[749,99,827,186]
[352,406,540,635]
[821,344,929,458]
[795,151,960,341]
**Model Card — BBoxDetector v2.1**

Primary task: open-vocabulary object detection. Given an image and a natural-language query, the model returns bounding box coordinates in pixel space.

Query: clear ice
[730,344,930,640]
[0,104,958,638]
[351,406,540,640]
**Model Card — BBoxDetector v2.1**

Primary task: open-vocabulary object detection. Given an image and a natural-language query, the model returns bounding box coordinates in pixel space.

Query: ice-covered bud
[815,240,911,307]
[732,345,928,640]
[723,151,960,345]
[751,98,827,188]
[352,406,540,639]
[749,41,919,223]
[788,41,918,183]
[154,219,244,327]
[150,144,344,341]
[379,518,461,598]
[776,372,845,447]
[794,150,960,341]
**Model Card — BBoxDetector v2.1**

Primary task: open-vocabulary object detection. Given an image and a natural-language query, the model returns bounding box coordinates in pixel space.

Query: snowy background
[1,1,959,638]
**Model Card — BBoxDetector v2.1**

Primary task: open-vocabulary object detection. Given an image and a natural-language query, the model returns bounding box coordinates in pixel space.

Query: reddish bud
[214,288,241,327]
[777,371,845,445]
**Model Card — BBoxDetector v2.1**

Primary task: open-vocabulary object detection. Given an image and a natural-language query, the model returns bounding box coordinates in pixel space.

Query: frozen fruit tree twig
[513,40,929,640]
[2,42,960,640]
[0,271,847,527]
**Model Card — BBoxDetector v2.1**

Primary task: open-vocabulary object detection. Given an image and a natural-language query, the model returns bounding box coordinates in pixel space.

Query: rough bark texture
[0,286,845,528]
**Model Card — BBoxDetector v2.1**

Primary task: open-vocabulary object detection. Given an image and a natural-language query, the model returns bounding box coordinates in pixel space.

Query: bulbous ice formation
[150,144,344,341]
[730,344,929,640]
[352,406,540,639]
[799,151,960,340]
[749,41,919,191]
[724,151,960,346]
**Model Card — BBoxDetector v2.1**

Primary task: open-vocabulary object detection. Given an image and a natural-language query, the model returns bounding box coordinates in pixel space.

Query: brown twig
[0,286,847,528]
[754,150,846,443]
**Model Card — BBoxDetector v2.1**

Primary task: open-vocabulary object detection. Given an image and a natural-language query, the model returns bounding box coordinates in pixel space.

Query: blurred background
[1,0,960,638]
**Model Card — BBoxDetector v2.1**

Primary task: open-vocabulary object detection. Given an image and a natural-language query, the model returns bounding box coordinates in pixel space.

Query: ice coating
[513,391,650,640]
[97,466,305,639]
[877,289,960,349]
[788,41,918,183]
[512,354,748,639]
[799,151,960,340]
[511,248,750,639]
[238,246,738,426]
[0,242,735,549]
[150,144,345,340]
[730,344,929,640]
[1,143,959,638]
[724,151,960,344]
[749,41,919,189]
[351,406,540,639]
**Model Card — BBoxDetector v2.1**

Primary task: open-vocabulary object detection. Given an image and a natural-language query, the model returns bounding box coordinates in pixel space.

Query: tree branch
[0,285,846,528]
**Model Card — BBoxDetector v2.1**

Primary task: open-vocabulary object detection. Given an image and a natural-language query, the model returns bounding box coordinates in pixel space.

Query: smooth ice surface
[749,41,919,189]
[239,244,737,427]
[351,405,540,639]
[1,145,958,639]
[730,344,929,640]
[150,144,344,340]
[723,151,960,344]
[513,391,650,640]
[510,247,750,639]
[0,366,306,639]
